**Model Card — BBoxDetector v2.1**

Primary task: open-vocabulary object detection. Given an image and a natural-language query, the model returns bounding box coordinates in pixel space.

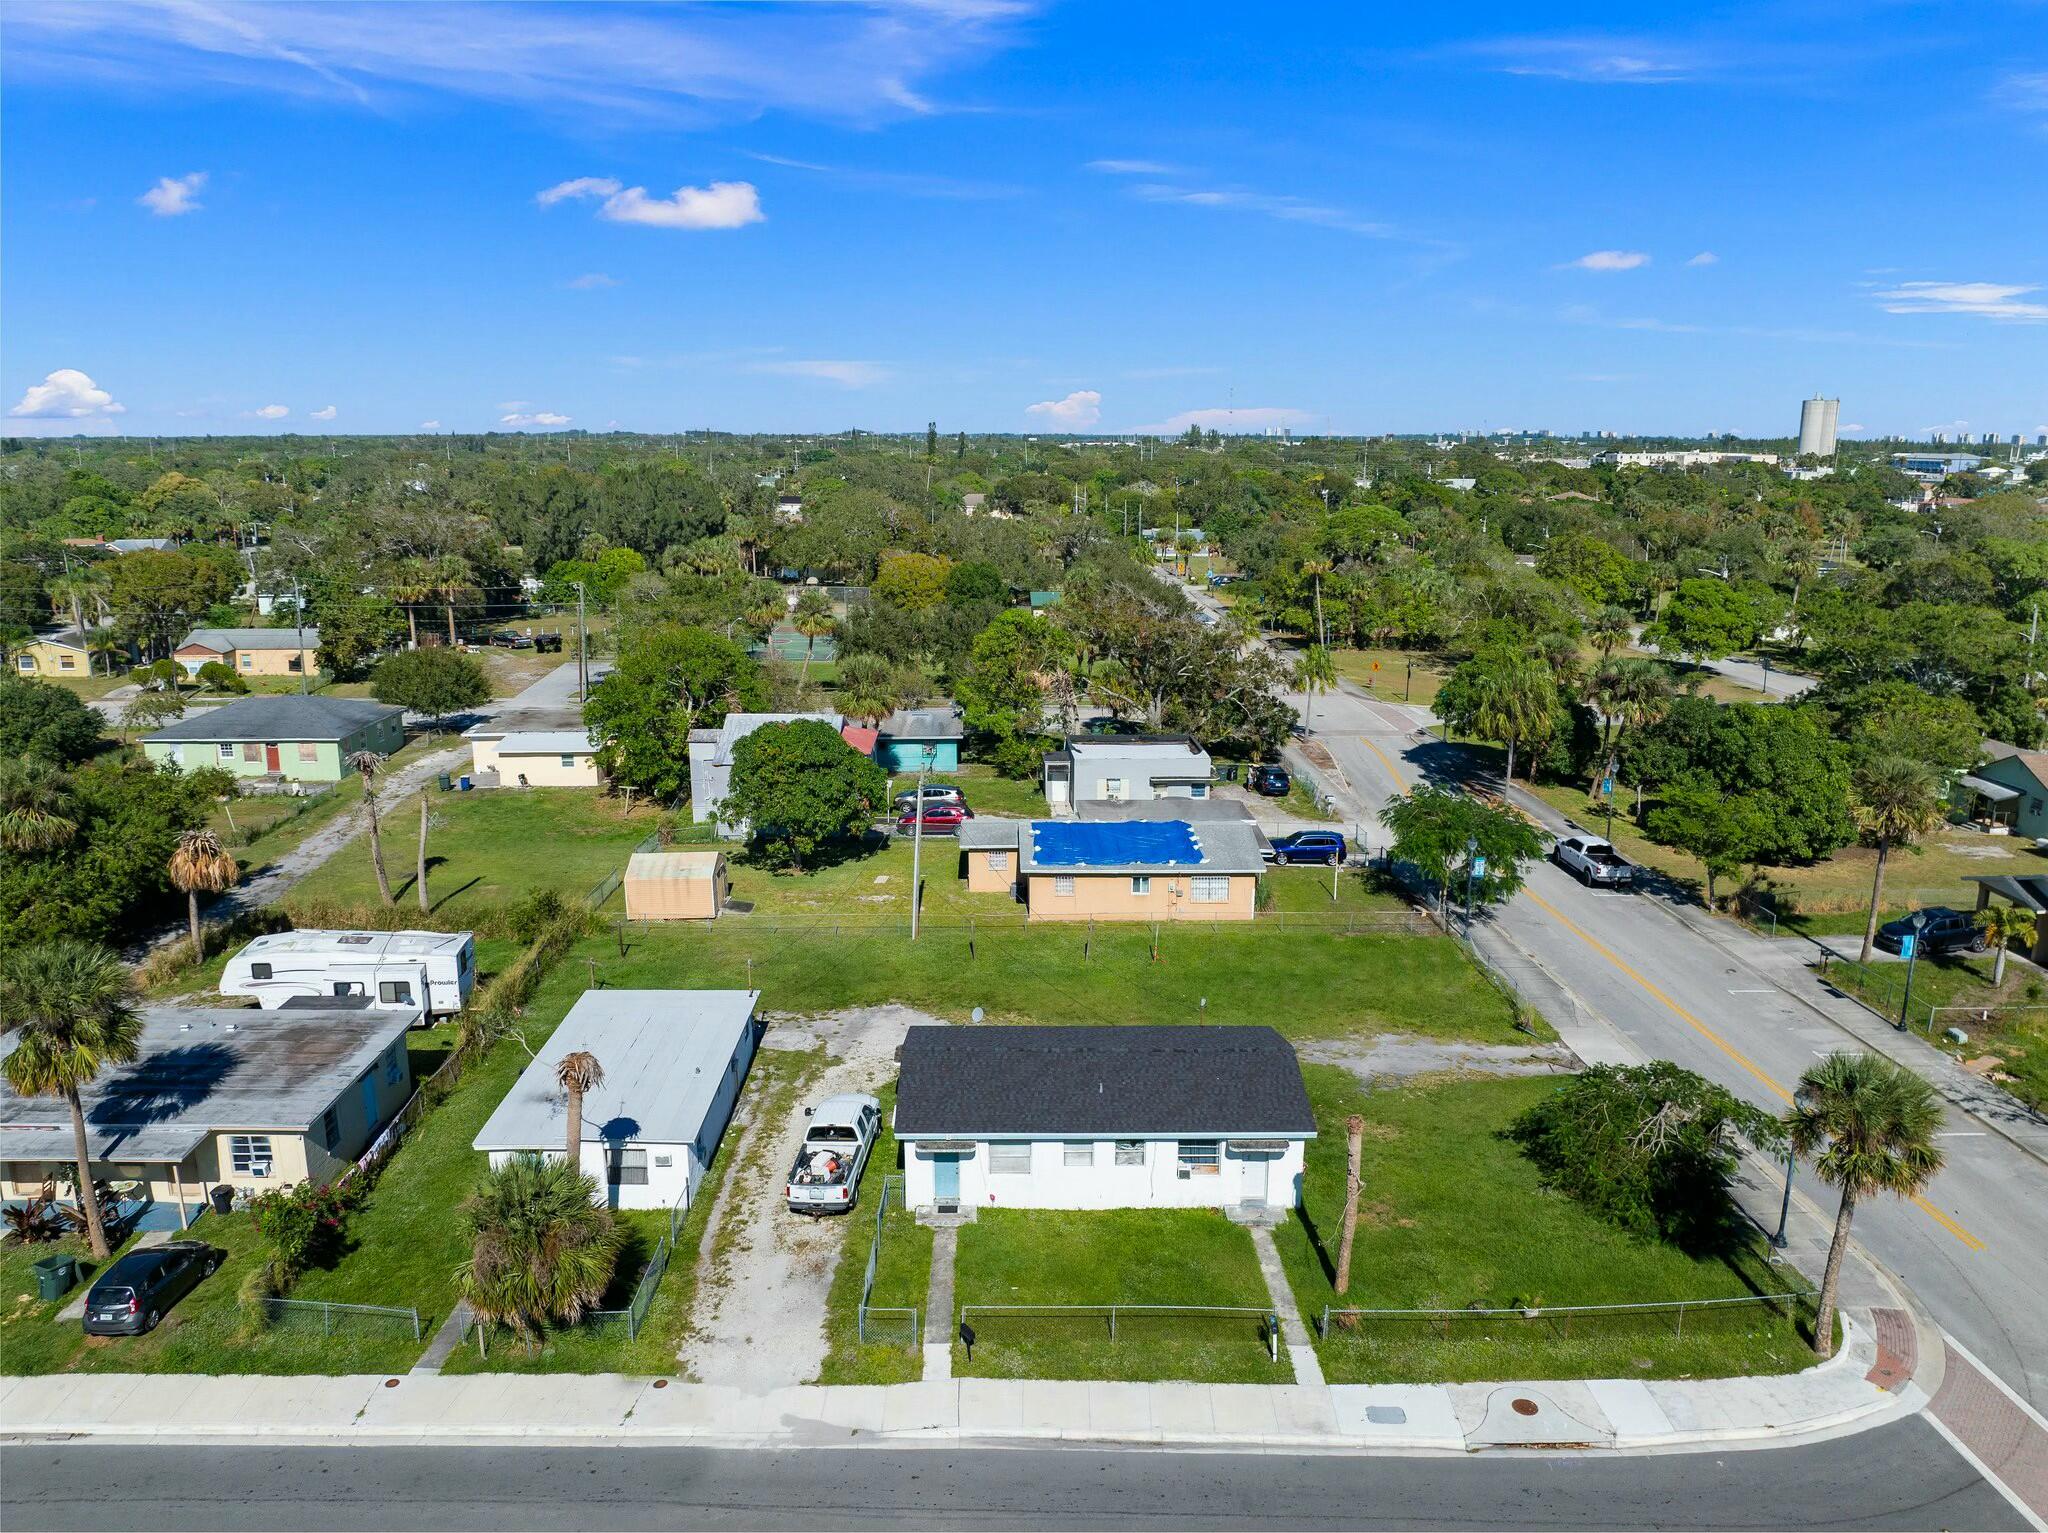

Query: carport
[1965,874,2048,963]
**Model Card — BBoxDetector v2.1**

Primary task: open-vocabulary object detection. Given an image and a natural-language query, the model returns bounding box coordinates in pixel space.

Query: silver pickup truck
[784,1093,881,1215]
[1552,833,1637,888]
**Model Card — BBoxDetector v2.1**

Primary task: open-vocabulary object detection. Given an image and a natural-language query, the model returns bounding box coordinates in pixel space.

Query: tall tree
[0,941,143,1259]
[1335,1113,1364,1296]
[347,749,396,906]
[372,646,490,732]
[1296,644,1337,732]
[1585,657,1673,793]
[555,1051,605,1169]
[456,1153,623,1349]
[167,829,237,961]
[1440,651,1558,784]
[1850,756,1944,964]
[1975,903,2030,988]
[0,758,78,852]
[388,558,434,650]
[1787,1053,1943,1358]
[790,589,836,681]
[583,624,767,804]
[431,554,475,647]
[722,718,888,870]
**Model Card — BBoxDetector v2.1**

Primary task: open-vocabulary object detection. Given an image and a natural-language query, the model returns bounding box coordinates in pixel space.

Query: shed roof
[471,989,758,1152]
[0,1005,416,1164]
[878,704,964,742]
[627,850,725,880]
[894,1025,1314,1138]
[144,694,402,743]
[464,707,588,741]
[178,627,320,652]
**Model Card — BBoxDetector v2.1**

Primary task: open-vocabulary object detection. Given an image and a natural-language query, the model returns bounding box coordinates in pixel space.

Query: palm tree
[1585,657,1673,794]
[1296,644,1337,732]
[0,759,78,852]
[415,792,442,913]
[0,942,143,1259]
[1335,1113,1365,1295]
[1471,653,1558,786]
[1302,557,1333,648]
[1589,605,1632,659]
[167,829,238,962]
[456,1153,624,1348]
[791,589,835,681]
[347,749,396,905]
[430,554,475,648]
[48,569,104,675]
[389,558,434,650]
[1787,1052,1944,1358]
[1976,903,2032,988]
[555,1051,606,1169]
[1851,756,1944,964]
[834,653,900,728]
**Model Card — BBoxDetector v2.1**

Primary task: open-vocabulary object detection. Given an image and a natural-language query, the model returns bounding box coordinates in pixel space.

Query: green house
[143,695,405,783]
[1955,748,2048,839]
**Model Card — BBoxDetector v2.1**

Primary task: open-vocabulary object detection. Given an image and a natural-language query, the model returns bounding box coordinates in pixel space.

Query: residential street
[0,1421,2023,1531]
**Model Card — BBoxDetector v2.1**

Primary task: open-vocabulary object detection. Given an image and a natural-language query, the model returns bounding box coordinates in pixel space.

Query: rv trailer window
[250,962,272,980]
[379,981,414,1005]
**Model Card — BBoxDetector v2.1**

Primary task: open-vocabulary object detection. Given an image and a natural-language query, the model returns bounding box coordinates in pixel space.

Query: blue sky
[4,1,2044,440]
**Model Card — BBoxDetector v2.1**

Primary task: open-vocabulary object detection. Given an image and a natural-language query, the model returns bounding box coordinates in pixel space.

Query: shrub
[506,887,571,944]
[248,1178,366,1281]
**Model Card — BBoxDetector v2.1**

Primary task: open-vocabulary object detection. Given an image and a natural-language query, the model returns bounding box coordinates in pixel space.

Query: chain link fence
[1315,1291,1813,1344]
[956,1303,1285,1363]
[249,1296,422,1340]
[857,1175,919,1348]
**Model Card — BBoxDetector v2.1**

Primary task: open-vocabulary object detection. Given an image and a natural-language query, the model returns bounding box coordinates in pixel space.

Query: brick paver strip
[1931,1339,2048,1522]
[1865,1307,1915,1393]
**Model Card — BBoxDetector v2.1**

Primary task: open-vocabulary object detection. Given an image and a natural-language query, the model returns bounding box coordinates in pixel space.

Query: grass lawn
[288,787,661,917]
[816,1082,934,1384]
[0,1229,148,1376]
[1824,950,2048,1112]
[1331,648,1452,708]
[882,762,1046,820]
[1261,865,1412,915]
[951,1208,1285,1383]
[579,911,1532,1044]
[1525,781,2040,920]
[1273,1068,1820,1383]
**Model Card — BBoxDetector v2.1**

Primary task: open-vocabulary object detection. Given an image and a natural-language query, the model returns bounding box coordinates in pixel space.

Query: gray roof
[878,704,964,742]
[464,706,589,741]
[0,1005,416,1164]
[1076,794,1269,849]
[179,627,320,652]
[959,817,1024,852]
[28,626,100,651]
[472,990,759,1153]
[145,694,402,744]
[701,711,843,766]
[1018,817,1266,877]
[894,1026,1315,1138]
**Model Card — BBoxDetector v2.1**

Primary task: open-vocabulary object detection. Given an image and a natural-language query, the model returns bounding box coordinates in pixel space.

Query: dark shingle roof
[145,694,402,743]
[894,1025,1314,1137]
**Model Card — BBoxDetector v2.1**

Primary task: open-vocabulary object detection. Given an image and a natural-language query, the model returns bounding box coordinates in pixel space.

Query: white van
[220,930,477,1020]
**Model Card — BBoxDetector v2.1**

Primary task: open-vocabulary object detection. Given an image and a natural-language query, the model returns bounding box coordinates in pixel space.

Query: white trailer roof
[235,929,473,961]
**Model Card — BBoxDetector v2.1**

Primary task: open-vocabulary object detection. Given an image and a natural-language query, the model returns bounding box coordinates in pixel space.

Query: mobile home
[221,930,477,1019]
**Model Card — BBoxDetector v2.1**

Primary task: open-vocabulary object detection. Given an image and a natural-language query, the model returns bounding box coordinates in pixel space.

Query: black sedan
[81,1241,222,1336]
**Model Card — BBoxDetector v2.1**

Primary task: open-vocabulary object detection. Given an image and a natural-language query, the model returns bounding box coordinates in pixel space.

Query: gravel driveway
[677,1004,938,1389]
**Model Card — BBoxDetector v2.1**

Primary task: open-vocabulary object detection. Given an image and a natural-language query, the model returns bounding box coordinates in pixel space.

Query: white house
[894,1025,1314,1215]
[471,989,760,1211]
[686,711,843,831]
[1041,735,1214,810]
[462,707,601,788]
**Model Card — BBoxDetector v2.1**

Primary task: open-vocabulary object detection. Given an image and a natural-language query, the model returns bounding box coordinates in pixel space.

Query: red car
[897,803,974,835]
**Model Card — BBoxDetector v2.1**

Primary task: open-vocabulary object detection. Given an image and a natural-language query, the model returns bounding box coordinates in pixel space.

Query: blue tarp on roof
[1029,819,1202,868]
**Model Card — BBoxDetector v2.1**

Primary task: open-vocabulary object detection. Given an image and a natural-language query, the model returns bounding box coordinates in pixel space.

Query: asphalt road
[0,1421,2024,1531]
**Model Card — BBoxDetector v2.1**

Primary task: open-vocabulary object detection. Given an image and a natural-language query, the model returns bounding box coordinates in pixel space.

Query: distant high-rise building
[1797,396,1840,457]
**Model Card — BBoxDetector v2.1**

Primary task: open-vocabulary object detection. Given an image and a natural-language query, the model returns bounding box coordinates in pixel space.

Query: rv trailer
[220,929,476,1020]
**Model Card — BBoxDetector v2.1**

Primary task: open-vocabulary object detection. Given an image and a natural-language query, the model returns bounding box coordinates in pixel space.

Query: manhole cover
[1510,1398,1540,1416]
[1365,1406,1408,1425]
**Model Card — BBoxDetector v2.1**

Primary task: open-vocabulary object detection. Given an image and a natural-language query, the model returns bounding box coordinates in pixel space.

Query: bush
[506,887,571,944]
[249,1178,367,1281]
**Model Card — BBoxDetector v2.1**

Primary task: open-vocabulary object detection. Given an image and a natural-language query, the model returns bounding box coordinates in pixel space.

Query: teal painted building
[143,695,405,783]
[1955,748,2048,838]
[875,704,965,773]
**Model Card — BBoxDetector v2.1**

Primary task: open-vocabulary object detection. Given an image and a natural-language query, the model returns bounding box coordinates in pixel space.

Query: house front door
[360,1074,379,1131]
[264,743,281,772]
[932,1153,961,1207]
[1238,1154,1269,1207]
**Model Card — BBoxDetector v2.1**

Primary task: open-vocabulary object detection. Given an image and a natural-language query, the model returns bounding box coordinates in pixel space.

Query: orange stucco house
[958,816,1266,921]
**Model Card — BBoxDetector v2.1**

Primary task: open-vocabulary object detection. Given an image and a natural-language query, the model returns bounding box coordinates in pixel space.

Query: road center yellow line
[1355,735,1409,793]
[1521,888,1986,1253]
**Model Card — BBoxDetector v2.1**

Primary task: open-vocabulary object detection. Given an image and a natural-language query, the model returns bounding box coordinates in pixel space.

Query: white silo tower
[1798,397,1839,458]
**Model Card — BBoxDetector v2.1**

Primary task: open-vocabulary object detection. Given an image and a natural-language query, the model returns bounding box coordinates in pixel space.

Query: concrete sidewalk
[0,1310,1918,1455]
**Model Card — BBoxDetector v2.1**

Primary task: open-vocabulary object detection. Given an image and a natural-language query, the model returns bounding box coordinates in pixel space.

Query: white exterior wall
[486,1144,694,1211]
[901,1136,1304,1212]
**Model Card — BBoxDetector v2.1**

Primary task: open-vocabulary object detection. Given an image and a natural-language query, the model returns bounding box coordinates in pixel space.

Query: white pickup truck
[784,1093,882,1215]
[1552,833,1637,888]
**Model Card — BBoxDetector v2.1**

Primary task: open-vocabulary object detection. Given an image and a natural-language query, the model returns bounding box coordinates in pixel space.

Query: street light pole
[1771,1148,1795,1250]
[1464,836,1479,930]
[1897,910,1928,1031]
[572,580,588,699]
[909,745,933,943]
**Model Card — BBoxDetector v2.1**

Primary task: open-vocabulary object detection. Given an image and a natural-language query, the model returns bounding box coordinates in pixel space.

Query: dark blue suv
[1268,830,1348,866]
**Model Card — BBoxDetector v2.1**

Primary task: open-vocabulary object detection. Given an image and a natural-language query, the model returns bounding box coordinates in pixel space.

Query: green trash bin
[437,773,453,793]
[32,1253,79,1301]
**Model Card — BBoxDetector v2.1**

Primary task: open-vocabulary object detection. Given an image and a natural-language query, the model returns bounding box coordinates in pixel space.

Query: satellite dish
[971,1007,985,1024]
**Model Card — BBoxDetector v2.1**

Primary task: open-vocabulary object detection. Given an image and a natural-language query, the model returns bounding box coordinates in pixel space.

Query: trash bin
[210,1184,235,1217]
[458,775,472,791]
[32,1254,79,1301]
[437,772,452,793]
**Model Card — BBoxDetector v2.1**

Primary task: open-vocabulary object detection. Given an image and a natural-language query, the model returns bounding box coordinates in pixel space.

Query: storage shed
[624,850,729,922]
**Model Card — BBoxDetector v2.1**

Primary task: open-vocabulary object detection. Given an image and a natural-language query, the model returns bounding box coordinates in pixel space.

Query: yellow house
[0,1005,416,1231]
[462,707,602,788]
[175,626,321,679]
[959,816,1264,921]
[11,626,105,680]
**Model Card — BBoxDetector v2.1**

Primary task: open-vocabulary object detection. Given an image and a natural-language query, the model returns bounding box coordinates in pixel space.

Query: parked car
[1206,572,1245,587]
[1875,907,1986,957]
[897,803,974,835]
[80,1241,223,1336]
[489,630,535,649]
[893,783,966,811]
[1193,608,1220,628]
[533,632,564,654]
[786,1093,881,1214]
[1249,764,1291,797]
[1268,830,1348,866]
[1551,834,1637,888]
[1081,716,1146,736]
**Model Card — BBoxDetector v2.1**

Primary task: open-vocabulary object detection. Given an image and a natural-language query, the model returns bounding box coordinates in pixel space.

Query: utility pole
[291,577,309,694]
[573,581,589,699]
[909,746,932,942]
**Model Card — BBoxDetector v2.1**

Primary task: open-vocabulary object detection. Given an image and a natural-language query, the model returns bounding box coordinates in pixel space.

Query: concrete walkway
[1248,1225,1322,1387]
[922,1226,957,1382]
[411,1302,472,1375]
[0,1307,1932,1459]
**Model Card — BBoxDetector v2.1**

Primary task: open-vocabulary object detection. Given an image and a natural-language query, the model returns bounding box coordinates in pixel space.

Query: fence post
[322,1304,332,1338]
[1109,1305,1117,1343]
[411,1307,422,1341]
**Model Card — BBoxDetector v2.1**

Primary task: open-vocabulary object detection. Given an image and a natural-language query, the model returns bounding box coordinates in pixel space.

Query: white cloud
[419,420,443,430]
[1025,389,1102,427]
[747,359,890,388]
[9,368,126,419]
[501,410,572,428]
[1087,158,1176,175]
[310,404,337,421]
[138,171,206,216]
[1128,406,1315,436]
[539,176,763,229]
[566,272,621,289]
[245,404,289,420]
[1873,280,2048,323]
[1460,35,1705,84]
[1685,250,1718,266]
[1131,182,1397,239]
[1564,249,1650,271]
